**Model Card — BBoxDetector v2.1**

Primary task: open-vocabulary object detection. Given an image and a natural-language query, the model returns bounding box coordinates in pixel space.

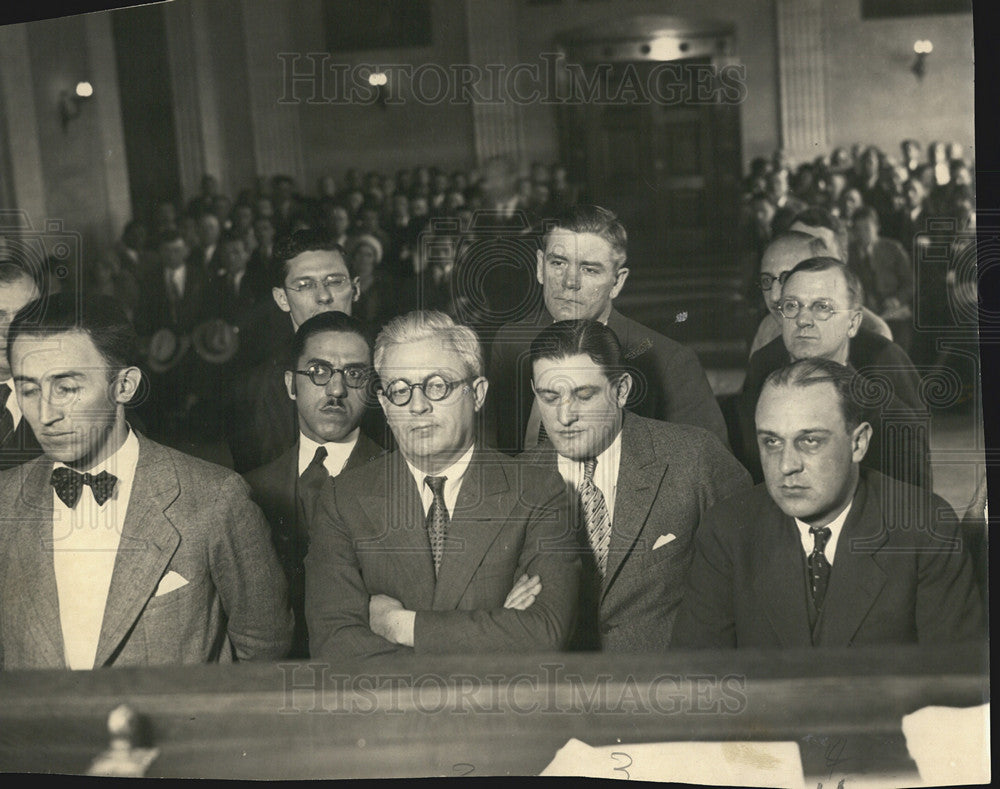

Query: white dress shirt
[795,500,852,565]
[406,443,476,517]
[297,429,360,478]
[1,376,23,429]
[164,265,187,299]
[51,428,140,670]
[555,429,623,523]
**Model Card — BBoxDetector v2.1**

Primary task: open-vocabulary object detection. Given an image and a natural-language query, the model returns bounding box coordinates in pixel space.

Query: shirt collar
[556,427,623,482]
[795,498,853,564]
[405,442,476,491]
[53,427,140,481]
[298,429,360,476]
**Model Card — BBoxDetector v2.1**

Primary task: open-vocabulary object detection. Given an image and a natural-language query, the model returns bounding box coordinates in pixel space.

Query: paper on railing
[901,703,990,787]
[540,737,805,787]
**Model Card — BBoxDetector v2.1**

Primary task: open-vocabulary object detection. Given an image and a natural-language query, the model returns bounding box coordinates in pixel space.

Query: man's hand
[504,574,541,610]
[369,594,416,646]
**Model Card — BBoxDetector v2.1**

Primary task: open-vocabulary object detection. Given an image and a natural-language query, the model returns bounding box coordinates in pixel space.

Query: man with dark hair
[0,294,292,669]
[487,204,727,455]
[306,310,580,660]
[739,256,930,489]
[522,319,750,652]
[674,358,983,649]
[226,229,363,473]
[245,311,383,658]
[0,261,43,470]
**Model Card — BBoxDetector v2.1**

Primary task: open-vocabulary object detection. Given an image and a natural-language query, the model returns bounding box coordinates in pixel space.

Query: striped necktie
[581,457,612,577]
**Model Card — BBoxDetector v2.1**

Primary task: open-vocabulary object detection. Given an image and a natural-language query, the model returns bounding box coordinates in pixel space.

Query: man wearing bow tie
[673,358,984,649]
[521,319,750,652]
[0,294,292,670]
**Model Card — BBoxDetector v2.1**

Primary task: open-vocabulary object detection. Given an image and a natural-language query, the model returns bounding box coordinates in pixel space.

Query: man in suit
[245,311,383,658]
[225,229,364,473]
[305,310,580,661]
[0,261,43,470]
[740,257,931,490]
[521,320,750,652]
[0,294,292,670]
[673,358,983,649]
[487,204,727,455]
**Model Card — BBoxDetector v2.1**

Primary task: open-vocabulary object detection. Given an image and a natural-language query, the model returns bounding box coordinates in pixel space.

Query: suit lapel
[817,479,888,646]
[432,450,511,611]
[604,416,665,600]
[18,460,66,668]
[356,452,436,610]
[755,507,813,648]
[93,436,181,667]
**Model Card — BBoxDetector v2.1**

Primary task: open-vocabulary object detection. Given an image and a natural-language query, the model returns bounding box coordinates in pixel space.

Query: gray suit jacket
[522,413,751,652]
[0,433,293,669]
[305,446,581,661]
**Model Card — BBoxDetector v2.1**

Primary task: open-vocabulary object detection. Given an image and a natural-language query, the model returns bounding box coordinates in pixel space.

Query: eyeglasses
[379,374,474,407]
[777,298,852,321]
[285,274,352,292]
[759,271,791,291]
[295,362,371,388]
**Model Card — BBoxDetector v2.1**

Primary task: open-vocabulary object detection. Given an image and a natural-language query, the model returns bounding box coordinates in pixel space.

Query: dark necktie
[299,445,329,494]
[424,475,449,576]
[580,458,612,578]
[50,467,118,508]
[0,383,15,444]
[808,525,833,612]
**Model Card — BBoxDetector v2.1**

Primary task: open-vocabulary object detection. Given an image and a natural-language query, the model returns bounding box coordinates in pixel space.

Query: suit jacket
[0,433,293,670]
[244,432,384,658]
[305,446,581,661]
[135,264,211,337]
[0,416,41,472]
[487,307,729,454]
[521,413,751,652]
[738,330,931,489]
[671,470,985,649]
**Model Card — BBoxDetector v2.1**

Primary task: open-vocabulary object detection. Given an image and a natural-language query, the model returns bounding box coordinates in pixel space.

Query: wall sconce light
[59,81,94,131]
[912,40,933,80]
[368,71,388,108]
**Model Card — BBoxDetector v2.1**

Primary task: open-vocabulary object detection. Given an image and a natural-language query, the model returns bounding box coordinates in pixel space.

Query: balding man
[739,257,930,490]
[749,230,892,356]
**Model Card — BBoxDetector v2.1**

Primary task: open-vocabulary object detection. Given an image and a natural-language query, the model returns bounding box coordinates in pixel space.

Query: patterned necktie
[580,457,612,578]
[424,475,449,577]
[808,525,833,612]
[50,467,118,508]
[0,383,15,444]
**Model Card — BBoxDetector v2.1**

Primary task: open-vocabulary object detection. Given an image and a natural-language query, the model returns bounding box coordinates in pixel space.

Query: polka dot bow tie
[50,467,118,508]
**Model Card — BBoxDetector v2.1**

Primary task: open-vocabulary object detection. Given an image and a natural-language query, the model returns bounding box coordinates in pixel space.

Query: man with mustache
[245,310,383,658]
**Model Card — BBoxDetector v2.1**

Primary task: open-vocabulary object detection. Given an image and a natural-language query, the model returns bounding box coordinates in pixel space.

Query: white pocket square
[154,570,188,596]
[652,534,677,551]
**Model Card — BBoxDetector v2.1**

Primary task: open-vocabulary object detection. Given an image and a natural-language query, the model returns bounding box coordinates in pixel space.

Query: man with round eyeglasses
[244,311,383,658]
[739,257,930,490]
[305,310,581,660]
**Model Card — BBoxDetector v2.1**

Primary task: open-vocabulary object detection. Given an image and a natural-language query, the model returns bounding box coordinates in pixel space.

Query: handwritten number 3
[611,751,632,780]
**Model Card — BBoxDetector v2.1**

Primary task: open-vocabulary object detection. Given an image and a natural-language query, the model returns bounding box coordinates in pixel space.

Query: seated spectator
[245,311,383,658]
[739,257,931,490]
[848,207,913,351]
[674,357,983,649]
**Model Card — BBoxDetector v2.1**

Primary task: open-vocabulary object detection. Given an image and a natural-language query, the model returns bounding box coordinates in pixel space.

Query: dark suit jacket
[671,470,985,649]
[0,433,293,669]
[305,447,581,661]
[135,264,211,337]
[487,307,729,454]
[0,416,41,472]
[244,432,384,658]
[738,330,931,489]
[521,413,751,652]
